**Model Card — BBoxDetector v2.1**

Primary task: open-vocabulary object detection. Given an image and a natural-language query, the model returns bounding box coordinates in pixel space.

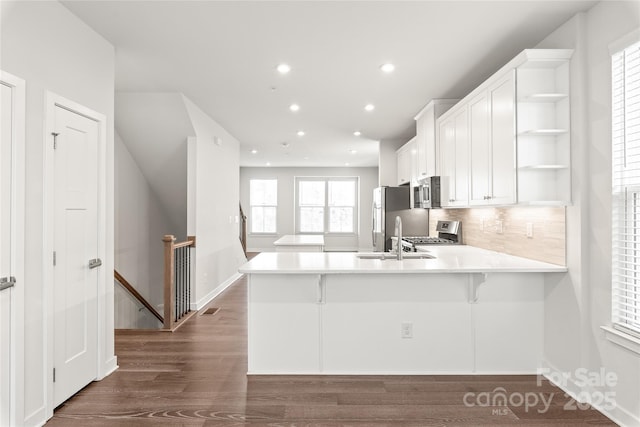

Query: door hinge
[52,132,59,150]
[53,368,56,383]
[53,251,56,266]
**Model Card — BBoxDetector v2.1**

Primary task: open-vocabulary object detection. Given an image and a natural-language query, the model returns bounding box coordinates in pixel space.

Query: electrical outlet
[401,322,413,339]
[495,220,504,234]
[526,222,534,238]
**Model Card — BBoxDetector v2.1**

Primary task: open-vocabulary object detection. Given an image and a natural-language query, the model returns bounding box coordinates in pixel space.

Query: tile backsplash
[429,206,566,266]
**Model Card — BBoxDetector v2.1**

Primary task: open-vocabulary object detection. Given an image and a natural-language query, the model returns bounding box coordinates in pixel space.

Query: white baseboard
[247,247,273,253]
[99,355,118,380]
[540,360,637,426]
[23,404,47,427]
[192,272,243,310]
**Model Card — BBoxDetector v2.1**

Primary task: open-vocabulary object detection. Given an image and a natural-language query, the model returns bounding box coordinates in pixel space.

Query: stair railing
[163,235,197,331]
[114,270,164,324]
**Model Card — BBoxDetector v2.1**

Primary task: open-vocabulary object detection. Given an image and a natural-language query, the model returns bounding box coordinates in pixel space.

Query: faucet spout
[395,216,403,260]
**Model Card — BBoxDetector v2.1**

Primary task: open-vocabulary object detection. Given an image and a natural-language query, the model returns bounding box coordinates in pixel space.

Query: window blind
[612,40,640,338]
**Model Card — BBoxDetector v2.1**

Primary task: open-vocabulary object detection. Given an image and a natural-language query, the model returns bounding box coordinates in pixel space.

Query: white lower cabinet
[247,274,320,373]
[247,273,544,374]
[473,274,543,372]
[322,275,473,373]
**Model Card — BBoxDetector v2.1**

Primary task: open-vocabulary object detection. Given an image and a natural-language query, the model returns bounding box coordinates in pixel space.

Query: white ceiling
[62,0,597,167]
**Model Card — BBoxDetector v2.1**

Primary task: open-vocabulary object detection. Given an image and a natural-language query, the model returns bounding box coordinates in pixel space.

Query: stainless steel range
[401,220,462,251]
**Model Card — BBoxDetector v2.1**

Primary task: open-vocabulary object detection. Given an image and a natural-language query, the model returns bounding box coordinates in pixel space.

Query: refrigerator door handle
[371,201,376,247]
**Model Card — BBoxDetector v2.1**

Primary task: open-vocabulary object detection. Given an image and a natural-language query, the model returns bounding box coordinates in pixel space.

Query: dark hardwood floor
[47,268,614,426]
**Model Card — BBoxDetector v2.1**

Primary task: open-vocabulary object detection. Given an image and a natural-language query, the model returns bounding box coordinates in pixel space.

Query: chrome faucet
[395,215,403,260]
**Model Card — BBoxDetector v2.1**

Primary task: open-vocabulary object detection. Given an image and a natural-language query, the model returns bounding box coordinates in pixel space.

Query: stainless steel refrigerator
[372,186,429,252]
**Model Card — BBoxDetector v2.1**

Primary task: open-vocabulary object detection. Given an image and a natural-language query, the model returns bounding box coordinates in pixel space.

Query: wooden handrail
[114,270,164,324]
[163,235,196,331]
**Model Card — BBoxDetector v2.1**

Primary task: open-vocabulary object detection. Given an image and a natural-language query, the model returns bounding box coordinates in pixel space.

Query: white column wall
[0,2,115,425]
[537,3,640,425]
[184,97,246,310]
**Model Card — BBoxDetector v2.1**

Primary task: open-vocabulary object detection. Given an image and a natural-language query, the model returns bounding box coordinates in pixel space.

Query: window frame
[294,176,359,236]
[608,32,640,353]
[248,178,278,235]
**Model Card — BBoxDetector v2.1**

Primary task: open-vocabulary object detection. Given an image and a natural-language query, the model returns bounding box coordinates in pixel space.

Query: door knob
[88,258,102,269]
[0,276,16,291]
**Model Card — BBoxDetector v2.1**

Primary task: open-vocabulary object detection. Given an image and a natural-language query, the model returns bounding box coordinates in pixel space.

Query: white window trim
[249,179,278,235]
[602,326,640,356]
[294,176,359,236]
[606,29,640,355]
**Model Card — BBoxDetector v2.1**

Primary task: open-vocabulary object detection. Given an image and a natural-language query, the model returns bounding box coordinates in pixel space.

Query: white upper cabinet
[469,73,517,206]
[438,105,469,207]
[396,137,417,186]
[488,71,517,205]
[468,90,491,205]
[414,100,458,180]
[435,49,572,207]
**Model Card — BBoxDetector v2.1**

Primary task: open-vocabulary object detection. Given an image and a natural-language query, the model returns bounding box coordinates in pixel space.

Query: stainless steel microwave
[413,176,442,208]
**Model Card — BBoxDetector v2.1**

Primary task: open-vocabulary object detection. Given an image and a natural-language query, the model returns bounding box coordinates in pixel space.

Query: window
[296,177,358,234]
[249,179,277,233]
[612,39,640,338]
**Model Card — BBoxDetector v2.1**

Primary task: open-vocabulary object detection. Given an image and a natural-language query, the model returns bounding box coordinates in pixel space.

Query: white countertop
[239,245,567,274]
[273,234,325,246]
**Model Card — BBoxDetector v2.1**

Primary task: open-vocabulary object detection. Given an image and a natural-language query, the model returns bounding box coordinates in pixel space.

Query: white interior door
[0,79,14,427]
[0,70,24,427]
[52,105,99,406]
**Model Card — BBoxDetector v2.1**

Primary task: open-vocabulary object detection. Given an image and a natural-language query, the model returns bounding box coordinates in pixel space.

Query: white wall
[184,97,246,310]
[240,167,379,252]
[537,3,640,425]
[115,131,173,326]
[0,1,115,425]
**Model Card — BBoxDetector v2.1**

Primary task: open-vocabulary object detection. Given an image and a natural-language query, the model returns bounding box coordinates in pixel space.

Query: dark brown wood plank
[47,274,615,426]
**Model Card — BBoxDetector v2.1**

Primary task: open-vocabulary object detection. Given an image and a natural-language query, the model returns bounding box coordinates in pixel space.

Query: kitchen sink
[357,253,435,260]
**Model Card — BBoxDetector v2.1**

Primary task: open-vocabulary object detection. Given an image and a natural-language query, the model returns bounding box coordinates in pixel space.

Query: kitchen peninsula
[239,247,566,375]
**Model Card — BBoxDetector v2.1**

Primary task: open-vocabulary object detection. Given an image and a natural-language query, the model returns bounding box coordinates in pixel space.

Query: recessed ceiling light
[251,149,258,154]
[289,103,300,112]
[266,162,271,166]
[277,63,291,74]
[353,131,361,137]
[380,63,395,73]
[345,162,350,166]
[350,149,357,154]
[297,130,305,137]
[364,104,375,112]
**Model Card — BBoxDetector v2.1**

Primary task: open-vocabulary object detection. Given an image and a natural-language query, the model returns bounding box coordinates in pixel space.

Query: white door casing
[0,70,25,427]
[44,93,108,416]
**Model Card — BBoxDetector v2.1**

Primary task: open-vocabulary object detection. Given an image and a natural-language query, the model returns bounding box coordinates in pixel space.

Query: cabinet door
[489,71,516,205]
[468,91,491,205]
[248,274,321,373]
[438,117,456,207]
[415,114,430,180]
[396,144,411,185]
[452,107,469,207]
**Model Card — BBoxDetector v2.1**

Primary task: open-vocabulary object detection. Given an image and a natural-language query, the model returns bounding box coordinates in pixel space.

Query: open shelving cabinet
[515,50,572,205]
